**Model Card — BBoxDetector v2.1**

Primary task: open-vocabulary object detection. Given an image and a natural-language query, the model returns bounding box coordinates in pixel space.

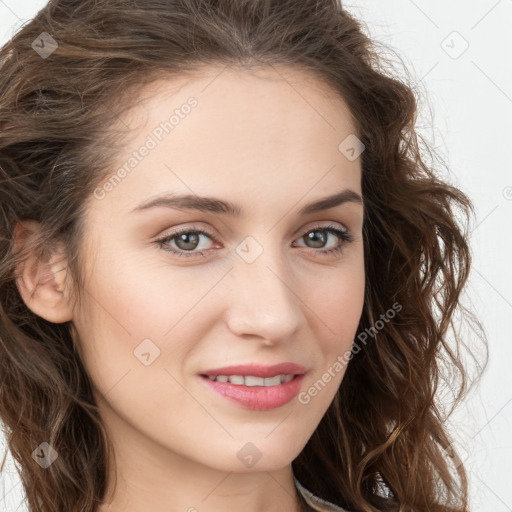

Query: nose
[224,249,305,345]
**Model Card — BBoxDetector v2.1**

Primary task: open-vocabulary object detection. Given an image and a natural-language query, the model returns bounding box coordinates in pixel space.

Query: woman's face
[72,65,365,478]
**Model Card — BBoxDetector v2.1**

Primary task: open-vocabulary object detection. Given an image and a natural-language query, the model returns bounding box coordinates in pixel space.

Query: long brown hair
[0,1,487,511]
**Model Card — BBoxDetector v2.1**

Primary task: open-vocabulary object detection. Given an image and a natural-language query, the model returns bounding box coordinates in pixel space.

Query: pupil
[177,232,199,250]
[307,230,326,248]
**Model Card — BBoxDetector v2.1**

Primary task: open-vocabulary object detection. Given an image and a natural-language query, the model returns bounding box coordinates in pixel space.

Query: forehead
[122,63,358,150]
[86,64,362,224]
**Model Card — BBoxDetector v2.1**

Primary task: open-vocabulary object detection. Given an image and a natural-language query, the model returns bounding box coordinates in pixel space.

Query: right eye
[155,227,218,258]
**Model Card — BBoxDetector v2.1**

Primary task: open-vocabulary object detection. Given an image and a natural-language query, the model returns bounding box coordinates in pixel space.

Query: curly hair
[0,0,487,511]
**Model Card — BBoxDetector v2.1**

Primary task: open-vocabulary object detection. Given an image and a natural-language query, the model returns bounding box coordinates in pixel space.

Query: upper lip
[200,363,306,378]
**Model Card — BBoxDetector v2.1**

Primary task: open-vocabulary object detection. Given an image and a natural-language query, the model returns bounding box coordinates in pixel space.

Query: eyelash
[154,224,354,259]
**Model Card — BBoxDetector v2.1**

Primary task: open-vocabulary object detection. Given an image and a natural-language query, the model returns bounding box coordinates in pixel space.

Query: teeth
[207,374,295,386]
[229,375,245,385]
[263,375,282,386]
[245,376,265,386]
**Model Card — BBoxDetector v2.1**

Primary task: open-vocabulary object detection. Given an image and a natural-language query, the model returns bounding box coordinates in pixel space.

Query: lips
[199,362,306,379]
[198,362,307,410]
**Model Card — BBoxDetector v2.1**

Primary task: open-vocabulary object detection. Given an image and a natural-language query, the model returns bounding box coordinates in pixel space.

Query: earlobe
[14,220,74,324]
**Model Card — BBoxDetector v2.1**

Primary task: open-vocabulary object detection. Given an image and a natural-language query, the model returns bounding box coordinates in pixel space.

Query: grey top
[294,476,351,512]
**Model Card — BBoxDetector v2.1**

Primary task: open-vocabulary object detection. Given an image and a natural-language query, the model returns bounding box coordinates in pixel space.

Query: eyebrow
[130,188,362,217]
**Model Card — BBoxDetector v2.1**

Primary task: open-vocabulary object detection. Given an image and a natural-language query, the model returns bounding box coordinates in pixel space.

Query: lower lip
[199,374,306,410]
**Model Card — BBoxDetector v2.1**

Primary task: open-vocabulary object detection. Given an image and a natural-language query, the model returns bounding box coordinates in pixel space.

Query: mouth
[201,373,296,386]
[198,363,306,410]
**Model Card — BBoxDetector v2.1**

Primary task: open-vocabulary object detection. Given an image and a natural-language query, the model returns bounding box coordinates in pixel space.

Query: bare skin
[15,64,365,512]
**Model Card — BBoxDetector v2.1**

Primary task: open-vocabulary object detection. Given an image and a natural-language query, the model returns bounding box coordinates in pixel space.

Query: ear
[13,220,74,323]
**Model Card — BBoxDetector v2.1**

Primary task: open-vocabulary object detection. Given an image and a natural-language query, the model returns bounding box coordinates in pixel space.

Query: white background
[1,1,511,511]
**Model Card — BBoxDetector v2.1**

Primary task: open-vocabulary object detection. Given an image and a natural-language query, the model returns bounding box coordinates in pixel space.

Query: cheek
[72,254,202,429]
[296,265,364,419]
[74,250,219,382]
[87,249,194,336]
[309,260,365,346]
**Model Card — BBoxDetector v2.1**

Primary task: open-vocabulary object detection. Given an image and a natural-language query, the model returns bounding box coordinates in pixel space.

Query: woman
[0,1,487,511]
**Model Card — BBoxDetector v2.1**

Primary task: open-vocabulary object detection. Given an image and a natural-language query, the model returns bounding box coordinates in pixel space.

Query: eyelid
[155,224,218,245]
[295,219,349,236]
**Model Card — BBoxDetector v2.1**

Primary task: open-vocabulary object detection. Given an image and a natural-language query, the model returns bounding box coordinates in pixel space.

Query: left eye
[154,224,354,259]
